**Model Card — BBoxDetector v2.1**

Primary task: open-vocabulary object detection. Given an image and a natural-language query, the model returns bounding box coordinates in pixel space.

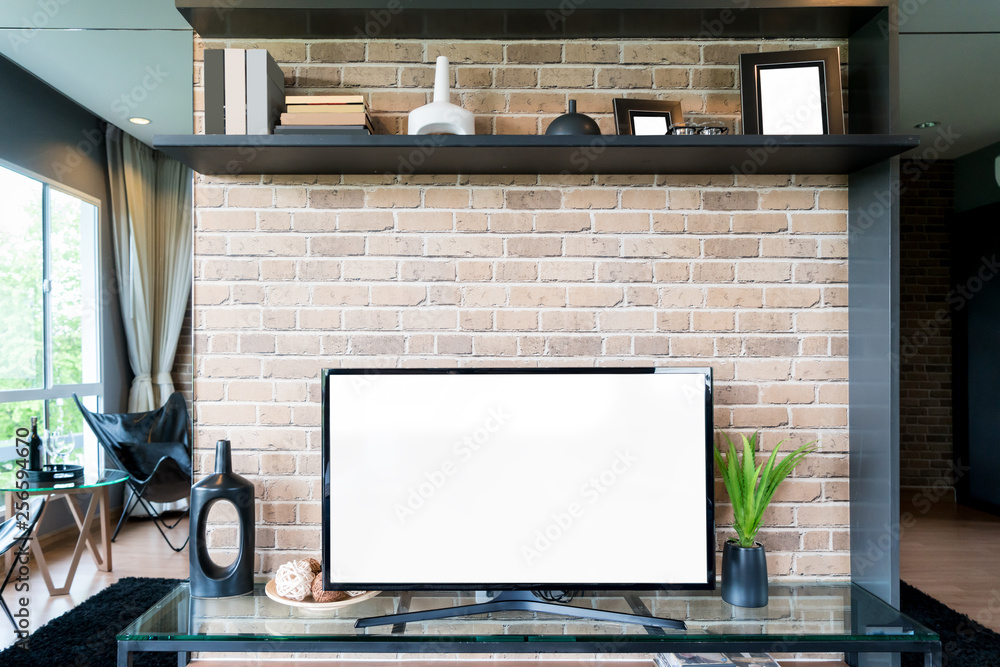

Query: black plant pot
[721,541,768,608]
[190,440,256,598]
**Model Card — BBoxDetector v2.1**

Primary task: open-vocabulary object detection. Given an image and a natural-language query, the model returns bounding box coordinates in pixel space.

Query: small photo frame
[739,47,844,135]
[613,99,684,136]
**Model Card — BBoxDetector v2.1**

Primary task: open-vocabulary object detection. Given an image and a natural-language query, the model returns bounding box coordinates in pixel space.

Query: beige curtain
[106,126,192,411]
[152,151,193,405]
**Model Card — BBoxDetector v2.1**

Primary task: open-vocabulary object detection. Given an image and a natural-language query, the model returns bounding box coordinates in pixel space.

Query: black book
[273,125,371,135]
[204,49,226,135]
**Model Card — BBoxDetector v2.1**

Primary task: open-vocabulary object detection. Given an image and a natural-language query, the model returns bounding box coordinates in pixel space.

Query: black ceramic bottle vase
[190,440,255,598]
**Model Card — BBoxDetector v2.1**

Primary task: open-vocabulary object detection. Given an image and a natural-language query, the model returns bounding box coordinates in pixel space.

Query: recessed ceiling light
[129,117,151,125]
[914,121,941,129]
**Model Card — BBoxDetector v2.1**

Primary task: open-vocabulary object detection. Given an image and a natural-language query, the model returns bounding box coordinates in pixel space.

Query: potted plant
[714,431,816,608]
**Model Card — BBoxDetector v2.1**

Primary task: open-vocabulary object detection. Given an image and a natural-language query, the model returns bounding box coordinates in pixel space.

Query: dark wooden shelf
[176,0,889,39]
[153,133,918,176]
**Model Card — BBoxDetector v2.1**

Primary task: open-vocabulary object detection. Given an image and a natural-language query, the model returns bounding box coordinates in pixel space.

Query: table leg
[99,486,112,572]
[926,646,942,667]
[28,495,58,596]
[36,490,101,595]
[117,643,133,667]
[3,492,12,573]
[177,650,190,665]
[64,491,103,568]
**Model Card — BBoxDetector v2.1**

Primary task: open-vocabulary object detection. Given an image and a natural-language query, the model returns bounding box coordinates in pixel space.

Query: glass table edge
[117,632,941,643]
[117,581,940,644]
[0,468,129,493]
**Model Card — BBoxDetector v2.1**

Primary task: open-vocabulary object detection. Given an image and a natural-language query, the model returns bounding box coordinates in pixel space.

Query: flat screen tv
[322,367,714,628]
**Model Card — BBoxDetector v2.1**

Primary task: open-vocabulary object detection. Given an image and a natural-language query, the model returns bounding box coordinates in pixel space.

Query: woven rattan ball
[312,574,349,603]
[274,560,314,601]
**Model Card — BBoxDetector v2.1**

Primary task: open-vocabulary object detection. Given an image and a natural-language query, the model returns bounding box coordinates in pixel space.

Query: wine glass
[46,430,76,466]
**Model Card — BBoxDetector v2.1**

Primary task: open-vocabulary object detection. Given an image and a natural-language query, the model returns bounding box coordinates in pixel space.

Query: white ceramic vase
[407,56,475,135]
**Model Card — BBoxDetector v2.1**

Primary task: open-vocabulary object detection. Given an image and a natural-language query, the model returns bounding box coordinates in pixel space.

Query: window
[0,163,102,486]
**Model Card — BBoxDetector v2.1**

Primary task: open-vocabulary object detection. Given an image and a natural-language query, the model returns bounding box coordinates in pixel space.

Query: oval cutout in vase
[203,499,240,568]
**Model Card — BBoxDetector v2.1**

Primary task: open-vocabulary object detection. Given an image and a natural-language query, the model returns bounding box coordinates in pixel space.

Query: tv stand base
[354,590,686,630]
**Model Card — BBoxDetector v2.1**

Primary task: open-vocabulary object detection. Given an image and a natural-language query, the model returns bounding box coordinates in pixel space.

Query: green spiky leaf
[714,430,817,548]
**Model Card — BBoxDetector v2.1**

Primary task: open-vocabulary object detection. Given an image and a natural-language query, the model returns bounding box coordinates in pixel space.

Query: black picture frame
[613,98,684,136]
[739,47,844,135]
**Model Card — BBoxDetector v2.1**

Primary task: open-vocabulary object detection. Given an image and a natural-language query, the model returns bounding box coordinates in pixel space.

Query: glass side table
[118,580,941,666]
[1,469,129,596]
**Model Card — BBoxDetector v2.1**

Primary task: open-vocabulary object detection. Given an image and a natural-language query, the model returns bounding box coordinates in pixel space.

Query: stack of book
[657,654,733,667]
[656,654,778,667]
[275,95,373,135]
[725,655,779,667]
[204,48,285,135]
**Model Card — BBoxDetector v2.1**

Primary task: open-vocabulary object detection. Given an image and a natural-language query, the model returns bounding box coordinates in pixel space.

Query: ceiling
[897,0,1000,158]
[0,0,192,145]
[0,0,998,158]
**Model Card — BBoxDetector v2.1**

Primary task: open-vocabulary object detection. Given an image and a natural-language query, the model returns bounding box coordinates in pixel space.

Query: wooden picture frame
[613,99,684,136]
[739,47,844,135]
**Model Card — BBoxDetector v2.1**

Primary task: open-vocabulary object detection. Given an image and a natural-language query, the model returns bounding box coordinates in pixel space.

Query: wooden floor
[900,493,1000,633]
[0,515,189,650]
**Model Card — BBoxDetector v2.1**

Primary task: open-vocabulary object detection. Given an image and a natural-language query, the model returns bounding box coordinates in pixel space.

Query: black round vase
[721,541,768,608]
[189,440,256,598]
[545,99,601,136]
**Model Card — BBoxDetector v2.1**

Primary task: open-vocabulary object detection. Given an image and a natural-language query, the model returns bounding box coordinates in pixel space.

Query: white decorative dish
[264,579,380,609]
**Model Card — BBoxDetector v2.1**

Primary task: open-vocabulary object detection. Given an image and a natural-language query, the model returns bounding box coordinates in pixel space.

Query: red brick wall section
[171,295,194,410]
[898,159,955,490]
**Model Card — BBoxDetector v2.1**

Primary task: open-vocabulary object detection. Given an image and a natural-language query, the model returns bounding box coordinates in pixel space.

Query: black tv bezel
[321,366,715,592]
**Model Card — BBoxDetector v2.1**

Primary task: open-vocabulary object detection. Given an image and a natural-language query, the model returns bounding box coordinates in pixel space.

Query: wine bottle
[28,417,43,471]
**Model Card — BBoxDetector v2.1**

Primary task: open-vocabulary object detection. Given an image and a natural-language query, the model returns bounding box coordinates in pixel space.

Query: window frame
[0,157,104,466]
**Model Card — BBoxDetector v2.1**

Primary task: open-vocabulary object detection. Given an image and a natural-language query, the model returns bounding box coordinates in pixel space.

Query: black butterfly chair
[0,496,46,633]
[73,393,191,552]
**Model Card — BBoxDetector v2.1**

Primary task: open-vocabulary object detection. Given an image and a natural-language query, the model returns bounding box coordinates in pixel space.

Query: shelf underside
[177,0,888,39]
[154,134,918,176]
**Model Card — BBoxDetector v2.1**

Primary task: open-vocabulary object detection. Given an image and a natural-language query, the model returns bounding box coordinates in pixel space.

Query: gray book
[246,49,285,135]
[204,50,225,134]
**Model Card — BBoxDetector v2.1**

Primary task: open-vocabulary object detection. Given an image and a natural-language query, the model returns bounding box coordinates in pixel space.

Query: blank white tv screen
[323,369,713,589]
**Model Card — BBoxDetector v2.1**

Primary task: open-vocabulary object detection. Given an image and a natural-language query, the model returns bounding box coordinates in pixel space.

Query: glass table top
[0,468,128,493]
[119,579,937,645]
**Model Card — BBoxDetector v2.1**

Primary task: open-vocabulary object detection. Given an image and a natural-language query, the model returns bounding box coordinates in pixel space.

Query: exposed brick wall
[191,37,851,578]
[172,296,194,408]
[899,159,954,490]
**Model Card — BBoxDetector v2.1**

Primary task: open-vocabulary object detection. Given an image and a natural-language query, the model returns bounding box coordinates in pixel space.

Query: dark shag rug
[902,580,1000,667]
[0,577,181,667]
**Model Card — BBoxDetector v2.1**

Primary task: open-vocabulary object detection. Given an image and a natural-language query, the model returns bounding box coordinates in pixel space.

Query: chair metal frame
[73,394,191,553]
[114,483,188,552]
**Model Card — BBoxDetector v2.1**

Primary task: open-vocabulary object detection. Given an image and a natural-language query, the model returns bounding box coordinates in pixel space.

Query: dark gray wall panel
[0,54,131,525]
[849,161,901,600]
[848,159,901,667]
[955,141,1000,213]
